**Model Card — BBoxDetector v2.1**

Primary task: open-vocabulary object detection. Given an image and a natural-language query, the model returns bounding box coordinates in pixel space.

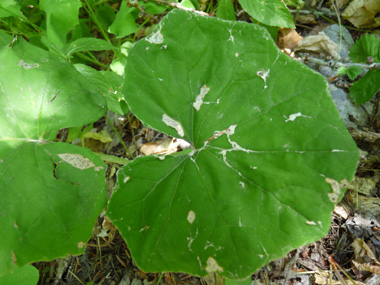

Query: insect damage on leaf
[146,26,164,44]
[193,84,210,111]
[284,112,311,122]
[58,153,96,170]
[206,257,224,273]
[187,210,196,224]
[325,178,349,203]
[192,85,219,111]
[162,114,184,137]
[18,59,39,69]
[256,68,270,89]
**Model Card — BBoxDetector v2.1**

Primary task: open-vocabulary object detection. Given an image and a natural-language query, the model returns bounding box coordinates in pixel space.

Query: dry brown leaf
[294,32,338,58]
[140,137,190,155]
[352,260,380,275]
[140,138,177,155]
[297,14,317,25]
[348,176,377,196]
[351,238,380,264]
[277,28,303,50]
[314,271,365,285]
[83,129,113,143]
[342,0,380,28]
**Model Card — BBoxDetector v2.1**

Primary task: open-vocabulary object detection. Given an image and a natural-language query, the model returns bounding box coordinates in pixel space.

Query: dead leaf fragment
[342,0,380,28]
[58,153,95,170]
[351,238,379,264]
[277,28,303,50]
[352,260,380,275]
[140,138,177,155]
[140,138,190,155]
[294,32,338,58]
[83,129,113,143]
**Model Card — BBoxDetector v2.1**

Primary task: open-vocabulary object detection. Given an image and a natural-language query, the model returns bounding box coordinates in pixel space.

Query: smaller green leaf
[349,69,380,104]
[181,0,196,9]
[70,19,93,41]
[337,66,347,76]
[40,0,82,48]
[217,0,236,21]
[67,124,93,144]
[284,0,304,9]
[74,64,128,115]
[95,4,116,30]
[238,0,295,28]
[0,265,39,284]
[337,65,362,80]
[109,1,167,38]
[349,34,380,63]
[0,0,24,19]
[63,38,116,59]
[0,30,13,47]
[108,4,138,38]
[346,65,363,80]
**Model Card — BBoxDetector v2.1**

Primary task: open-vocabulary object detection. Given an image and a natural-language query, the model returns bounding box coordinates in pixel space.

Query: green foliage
[0,0,359,282]
[349,34,380,63]
[40,0,82,48]
[238,0,295,28]
[347,34,380,104]
[349,69,380,104]
[108,1,167,38]
[337,65,362,80]
[106,9,358,279]
[0,265,39,285]
[217,0,236,21]
[0,38,107,274]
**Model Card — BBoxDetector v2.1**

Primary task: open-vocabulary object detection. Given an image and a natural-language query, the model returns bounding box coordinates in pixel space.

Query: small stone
[367,56,375,64]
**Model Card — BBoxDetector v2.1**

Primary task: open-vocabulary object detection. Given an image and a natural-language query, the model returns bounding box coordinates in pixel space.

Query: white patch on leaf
[18,59,39,69]
[187,228,198,252]
[325,178,348,203]
[146,27,164,44]
[193,84,210,111]
[58,153,95,170]
[228,29,234,43]
[256,69,270,89]
[239,182,245,188]
[206,257,224,273]
[284,112,311,122]
[162,114,184,137]
[306,220,317,225]
[187,210,196,224]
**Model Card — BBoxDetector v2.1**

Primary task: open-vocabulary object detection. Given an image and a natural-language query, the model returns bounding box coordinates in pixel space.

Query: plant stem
[105,115,133,159]
[82,0,111,43]
[75,52,107,68]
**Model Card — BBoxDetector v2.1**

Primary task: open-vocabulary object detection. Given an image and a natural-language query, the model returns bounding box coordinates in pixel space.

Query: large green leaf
[0,38,107,275]
[107,10,359,279]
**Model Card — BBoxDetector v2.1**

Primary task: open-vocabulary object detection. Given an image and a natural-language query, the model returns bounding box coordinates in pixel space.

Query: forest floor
[33,1,380,284]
